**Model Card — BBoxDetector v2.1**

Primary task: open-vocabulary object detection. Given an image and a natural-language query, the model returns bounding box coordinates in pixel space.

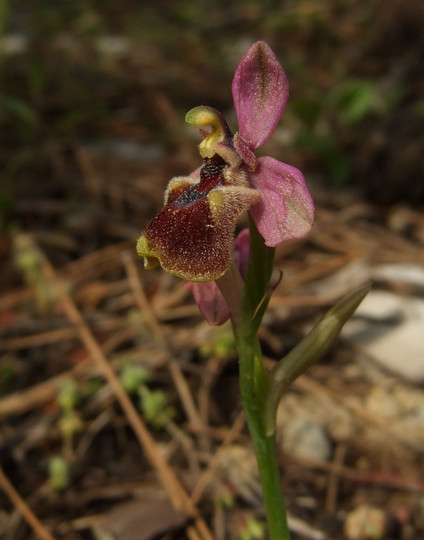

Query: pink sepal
[232,41,289,150]
[249,157,315,247]
[190,281,231,326]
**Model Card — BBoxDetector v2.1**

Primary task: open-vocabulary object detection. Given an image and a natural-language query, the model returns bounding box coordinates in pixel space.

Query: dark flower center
[172,155,227,208]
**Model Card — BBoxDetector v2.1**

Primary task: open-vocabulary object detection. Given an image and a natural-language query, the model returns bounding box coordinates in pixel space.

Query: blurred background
[1,1,424,539]
[1,0,423,267]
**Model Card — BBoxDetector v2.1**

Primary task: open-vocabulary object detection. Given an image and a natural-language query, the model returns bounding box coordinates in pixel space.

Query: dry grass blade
[0,467,57,540]
[190,411,246,505]
[0,361,89,418]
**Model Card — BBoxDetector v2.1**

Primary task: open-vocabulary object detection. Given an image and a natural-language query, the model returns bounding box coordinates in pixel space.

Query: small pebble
[280,417,332,462]
[344,504,386,540]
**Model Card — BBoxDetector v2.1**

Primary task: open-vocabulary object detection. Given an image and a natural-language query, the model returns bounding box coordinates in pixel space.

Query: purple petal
[233,228,250,278]
[232,41,289,150]
[189,281,231,326]
[249,156,315,247]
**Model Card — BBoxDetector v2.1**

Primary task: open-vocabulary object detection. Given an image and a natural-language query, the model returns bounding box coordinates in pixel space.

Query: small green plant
[47,381,83,493]
[330,79,378,125]
[214,483,235,511]
[138,386,175,429]
[48,456,70,492]
[57,380,83,459]
[199,327,236,360]
[120,363,175,429]
[12,232,57,312]
[120,364,150,394]
[239,516,266,540]
[58,380,80,414]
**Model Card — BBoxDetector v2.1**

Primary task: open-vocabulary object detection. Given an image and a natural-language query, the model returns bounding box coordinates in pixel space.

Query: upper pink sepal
[232,41,289,150]
[249,156,315,247]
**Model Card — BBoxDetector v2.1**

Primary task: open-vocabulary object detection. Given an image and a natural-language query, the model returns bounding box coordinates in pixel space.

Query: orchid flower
[137,41,314,288]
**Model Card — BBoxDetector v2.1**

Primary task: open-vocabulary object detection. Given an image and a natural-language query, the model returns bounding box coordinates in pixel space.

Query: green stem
[228,215,290,539]
[235,329,290,540]
[220,217,368,539]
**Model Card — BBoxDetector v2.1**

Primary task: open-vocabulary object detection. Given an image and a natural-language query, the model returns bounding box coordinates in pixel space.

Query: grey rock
[280,417,332,462]
[343,290,424,382]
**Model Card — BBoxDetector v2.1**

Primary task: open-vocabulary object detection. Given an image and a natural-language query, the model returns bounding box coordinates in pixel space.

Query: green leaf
[1,95,36,125]
[332,80,377,124]
[265,282,371,435]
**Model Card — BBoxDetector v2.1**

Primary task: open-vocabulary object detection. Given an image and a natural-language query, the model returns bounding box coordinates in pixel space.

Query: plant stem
[235,329,290,540]
[231,216,290,539]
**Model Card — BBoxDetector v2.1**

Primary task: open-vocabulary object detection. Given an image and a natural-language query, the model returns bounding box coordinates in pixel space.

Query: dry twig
[0,467,57,540]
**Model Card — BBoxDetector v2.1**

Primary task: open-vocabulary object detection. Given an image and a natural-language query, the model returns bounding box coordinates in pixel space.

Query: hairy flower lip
[172,177,223,207]
[137,154,258,282]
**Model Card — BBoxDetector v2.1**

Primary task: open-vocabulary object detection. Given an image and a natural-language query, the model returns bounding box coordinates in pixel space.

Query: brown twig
[0,327,77,352]
[190,411,246,505]
[0,360,90,418]
[0,467,57,540]
[325,443,346,514]
[0,326,160,418]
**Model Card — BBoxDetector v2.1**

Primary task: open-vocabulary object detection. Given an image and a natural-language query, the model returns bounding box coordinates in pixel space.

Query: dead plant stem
[0,467,57,540]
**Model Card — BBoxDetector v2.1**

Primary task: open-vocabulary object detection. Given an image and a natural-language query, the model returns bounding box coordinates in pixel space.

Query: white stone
[373,263,424,287]
[280,417,332,462]
[343,291,424,382]
[344,504,386,540]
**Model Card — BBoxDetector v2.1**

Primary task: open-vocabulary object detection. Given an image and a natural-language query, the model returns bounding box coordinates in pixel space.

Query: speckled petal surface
[232,41,289,150]
[249,156,315,247]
